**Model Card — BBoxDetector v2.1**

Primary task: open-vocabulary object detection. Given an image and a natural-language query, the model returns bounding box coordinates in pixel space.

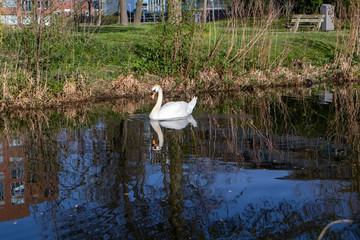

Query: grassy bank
[0,1,359,110]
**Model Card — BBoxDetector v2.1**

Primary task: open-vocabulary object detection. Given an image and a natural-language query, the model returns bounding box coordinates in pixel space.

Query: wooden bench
[288,14,325,33]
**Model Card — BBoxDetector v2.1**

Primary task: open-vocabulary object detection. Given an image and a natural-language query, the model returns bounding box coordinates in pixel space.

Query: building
[0,0,97,25]
[0,134,58,222]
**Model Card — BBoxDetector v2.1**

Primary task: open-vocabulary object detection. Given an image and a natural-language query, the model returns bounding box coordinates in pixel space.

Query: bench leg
[316,20,322,32]
[292,16,300,33]
[293,22,299,33]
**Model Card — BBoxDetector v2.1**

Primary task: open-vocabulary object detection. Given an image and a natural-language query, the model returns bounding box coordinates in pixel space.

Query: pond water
[0,86,359,239]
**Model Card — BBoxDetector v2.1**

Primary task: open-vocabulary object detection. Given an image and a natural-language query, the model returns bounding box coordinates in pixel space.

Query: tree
[280,0,295,17]
[134,0,144,25]
[118,0,128,25]
[86,0,93,18]
[97,0,103,26]
[293,0,323,14]
[167,0,182,25]
[202,0,208,23]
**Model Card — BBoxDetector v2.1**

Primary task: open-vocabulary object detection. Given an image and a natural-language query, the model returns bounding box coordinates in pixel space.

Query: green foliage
[138,2,210,79]
[292,0,324,14]
[0,0,357,98]
[0,17,136,98]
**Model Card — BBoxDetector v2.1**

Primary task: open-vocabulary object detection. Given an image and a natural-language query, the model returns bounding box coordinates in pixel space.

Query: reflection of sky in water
[49,115,359,239]
[0,89,360,239]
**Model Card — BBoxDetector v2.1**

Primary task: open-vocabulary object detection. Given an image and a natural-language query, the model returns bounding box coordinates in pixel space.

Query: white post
[320,4,335,31]
[128,3,131,22]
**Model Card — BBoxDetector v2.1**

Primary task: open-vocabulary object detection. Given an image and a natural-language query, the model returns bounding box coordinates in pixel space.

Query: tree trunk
[202,0,207,23]
[167,0,181,25]
[97,0,102,26]
[134,0,143,25]
[120,0,128,25]
[88,0,92,17]
[117,0,121,24]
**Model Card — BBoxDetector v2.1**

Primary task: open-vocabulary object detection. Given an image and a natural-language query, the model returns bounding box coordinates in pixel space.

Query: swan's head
[152,139,161,151]
[151,85,161,99]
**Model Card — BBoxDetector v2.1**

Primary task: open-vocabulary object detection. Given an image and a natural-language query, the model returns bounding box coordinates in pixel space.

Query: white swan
[149,85,197,120]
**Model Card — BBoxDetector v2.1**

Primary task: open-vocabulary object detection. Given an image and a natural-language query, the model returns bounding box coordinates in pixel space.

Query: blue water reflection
[0,89,359,239]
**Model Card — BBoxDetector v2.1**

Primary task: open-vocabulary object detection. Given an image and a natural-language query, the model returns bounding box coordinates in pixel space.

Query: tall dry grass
[333,0,360,70]
[160,0,291,84]
[0,4,3,51]
[158,0,360,85]
[0,6,104,108]
[227,0,285,71]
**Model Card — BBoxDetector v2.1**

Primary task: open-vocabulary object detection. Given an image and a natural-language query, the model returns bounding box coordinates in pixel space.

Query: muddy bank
[1,65,359,113]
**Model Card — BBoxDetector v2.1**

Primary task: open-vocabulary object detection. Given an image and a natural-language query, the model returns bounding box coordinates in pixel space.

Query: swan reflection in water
[150,115,197,151]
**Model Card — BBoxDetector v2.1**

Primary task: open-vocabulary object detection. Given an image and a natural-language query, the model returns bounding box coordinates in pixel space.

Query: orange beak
[152,139,157,147]
[151,90,156,99]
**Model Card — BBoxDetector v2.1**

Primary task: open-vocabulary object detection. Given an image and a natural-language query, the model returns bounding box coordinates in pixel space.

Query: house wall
[0,134,58,222]
[0,0,94,25]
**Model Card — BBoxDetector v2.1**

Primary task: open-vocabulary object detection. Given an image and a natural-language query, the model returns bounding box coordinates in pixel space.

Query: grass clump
[0,0,359,108]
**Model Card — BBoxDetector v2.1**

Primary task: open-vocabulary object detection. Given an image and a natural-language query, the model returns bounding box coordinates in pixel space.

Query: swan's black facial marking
[151,90,156,99]
[152,139,159,150]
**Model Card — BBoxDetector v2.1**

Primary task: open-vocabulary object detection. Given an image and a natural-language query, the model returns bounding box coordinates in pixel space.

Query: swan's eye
[151,90,156,99]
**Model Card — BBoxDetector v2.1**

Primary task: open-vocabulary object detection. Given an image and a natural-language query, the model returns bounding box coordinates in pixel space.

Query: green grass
[0,17,356,103]
[0,20,343,80]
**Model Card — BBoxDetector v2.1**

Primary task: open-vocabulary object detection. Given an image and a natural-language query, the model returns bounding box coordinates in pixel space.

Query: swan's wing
[158,101,190,119]
[187,97,197,114]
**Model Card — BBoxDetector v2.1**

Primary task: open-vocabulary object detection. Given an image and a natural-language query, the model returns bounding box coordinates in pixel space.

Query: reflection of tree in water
[198,197,360,239]
[3,86,360,239]
[43,87,360,238]
[195,87,360,179]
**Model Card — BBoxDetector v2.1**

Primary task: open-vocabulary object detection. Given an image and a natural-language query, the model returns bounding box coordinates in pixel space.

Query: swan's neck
[150,121,164,150]
[150,88,163,119]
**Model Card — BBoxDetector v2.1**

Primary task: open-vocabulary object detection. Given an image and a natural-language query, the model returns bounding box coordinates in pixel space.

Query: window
[43,0,49,9]
[44,187,56,197]
[10,157,24,163]
[1,15,18,25]
[11,197,25,205]
[3,0,17,8]
[22,0,32,12]
[0,182,4,201]
[22,15,31,25]
[10,182,25,197]
[11,164,24,179]
[44,15,50,25]
[10,138,23,146]
[37,0,49,9]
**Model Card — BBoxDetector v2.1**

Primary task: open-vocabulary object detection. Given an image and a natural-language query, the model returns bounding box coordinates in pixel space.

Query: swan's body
[149,85,197,120]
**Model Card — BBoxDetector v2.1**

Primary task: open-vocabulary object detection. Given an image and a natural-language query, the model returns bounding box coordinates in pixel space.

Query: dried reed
[333,0,360,70]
